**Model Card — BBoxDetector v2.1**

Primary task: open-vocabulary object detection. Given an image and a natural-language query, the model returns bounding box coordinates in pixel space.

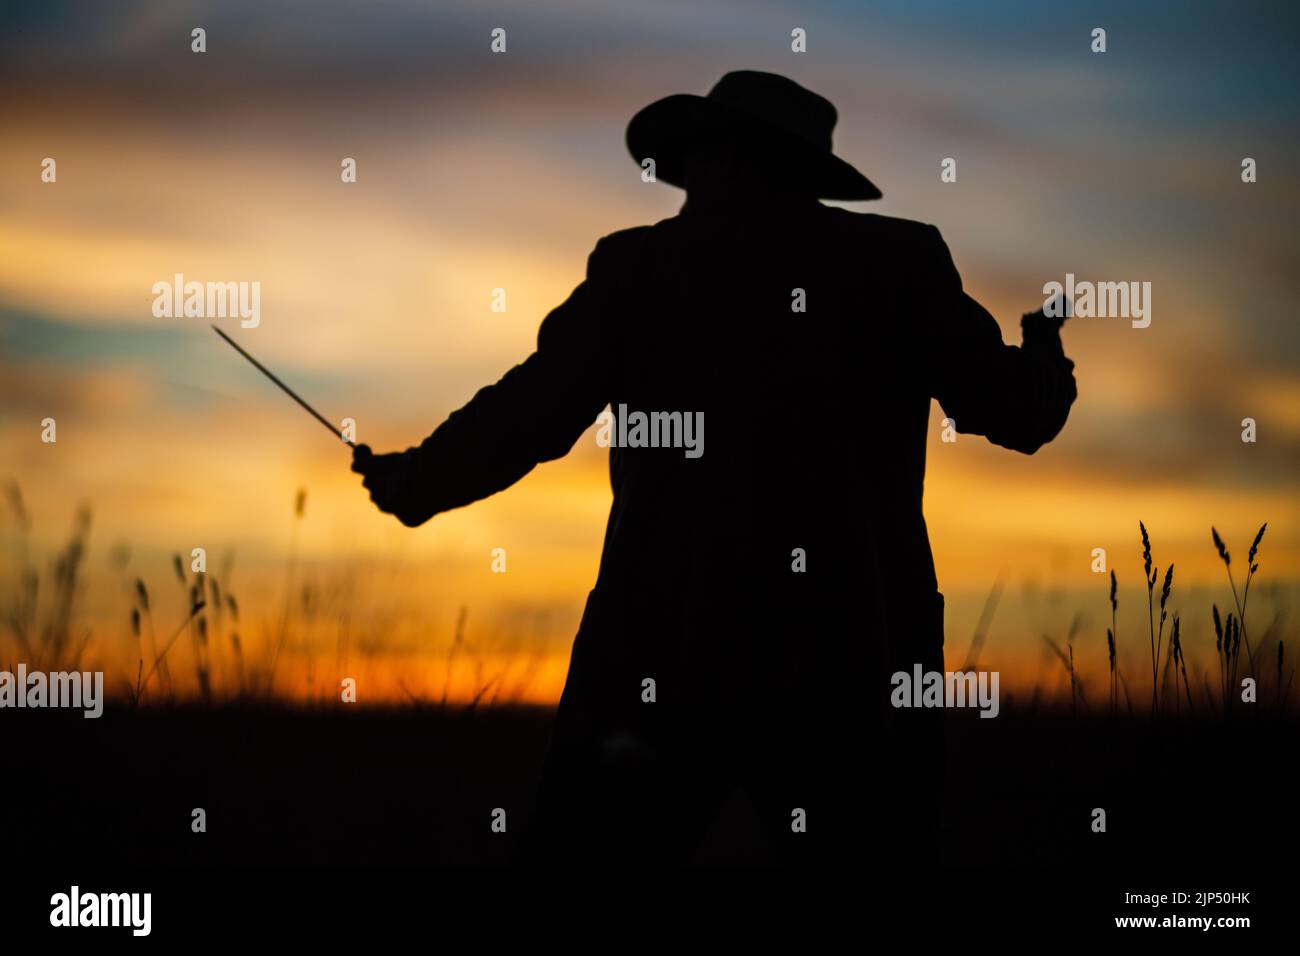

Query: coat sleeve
[390,239,618,523]
[924,226,1077,454]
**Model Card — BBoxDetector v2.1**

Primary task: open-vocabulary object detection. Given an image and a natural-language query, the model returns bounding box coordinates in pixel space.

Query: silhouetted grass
[1,480,547,710]
[2,479,1295,723]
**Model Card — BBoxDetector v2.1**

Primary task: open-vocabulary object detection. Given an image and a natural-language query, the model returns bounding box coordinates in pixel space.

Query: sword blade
[210,325,352,445]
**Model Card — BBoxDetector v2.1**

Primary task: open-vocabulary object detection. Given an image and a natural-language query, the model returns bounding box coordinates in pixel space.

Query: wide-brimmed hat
[625,70,881,200]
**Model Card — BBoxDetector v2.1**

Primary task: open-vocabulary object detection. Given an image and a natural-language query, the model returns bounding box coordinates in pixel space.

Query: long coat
[388,196,1077,857]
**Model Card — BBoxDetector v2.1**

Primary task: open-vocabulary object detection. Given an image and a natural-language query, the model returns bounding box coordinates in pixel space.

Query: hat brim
[626,93,882,201]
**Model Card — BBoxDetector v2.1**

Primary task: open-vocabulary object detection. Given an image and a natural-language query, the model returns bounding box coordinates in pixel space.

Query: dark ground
[7,703,1295,869]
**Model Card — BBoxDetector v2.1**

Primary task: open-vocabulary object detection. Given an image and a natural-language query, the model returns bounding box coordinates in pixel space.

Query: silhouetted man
[352,71,1076,864]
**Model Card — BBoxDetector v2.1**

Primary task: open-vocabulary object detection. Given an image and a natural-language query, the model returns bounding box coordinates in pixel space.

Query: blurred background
[2,0,1298,706]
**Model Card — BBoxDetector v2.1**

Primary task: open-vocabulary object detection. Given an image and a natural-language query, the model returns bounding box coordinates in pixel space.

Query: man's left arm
[354,240,619,527]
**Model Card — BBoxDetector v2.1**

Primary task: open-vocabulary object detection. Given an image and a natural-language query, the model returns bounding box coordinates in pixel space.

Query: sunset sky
[2,0,1298,702]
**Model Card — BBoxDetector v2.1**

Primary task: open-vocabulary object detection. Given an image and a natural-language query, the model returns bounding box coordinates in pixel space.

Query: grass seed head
[1211,526,1231,566]
[1140,521,1153,580]
[1248,522,1267,566]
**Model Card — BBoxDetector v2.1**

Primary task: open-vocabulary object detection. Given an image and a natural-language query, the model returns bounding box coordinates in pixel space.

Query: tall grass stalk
[140,598,207,694]
[1211,525,1263,675]
[1139,521,1158,717]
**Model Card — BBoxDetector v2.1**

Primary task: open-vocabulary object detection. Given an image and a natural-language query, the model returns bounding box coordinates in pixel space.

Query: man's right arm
[924,226,1077,454]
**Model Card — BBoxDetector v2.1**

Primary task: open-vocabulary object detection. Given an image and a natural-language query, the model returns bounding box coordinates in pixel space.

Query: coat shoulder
[589,222,663,268]
[822,207,941,246]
